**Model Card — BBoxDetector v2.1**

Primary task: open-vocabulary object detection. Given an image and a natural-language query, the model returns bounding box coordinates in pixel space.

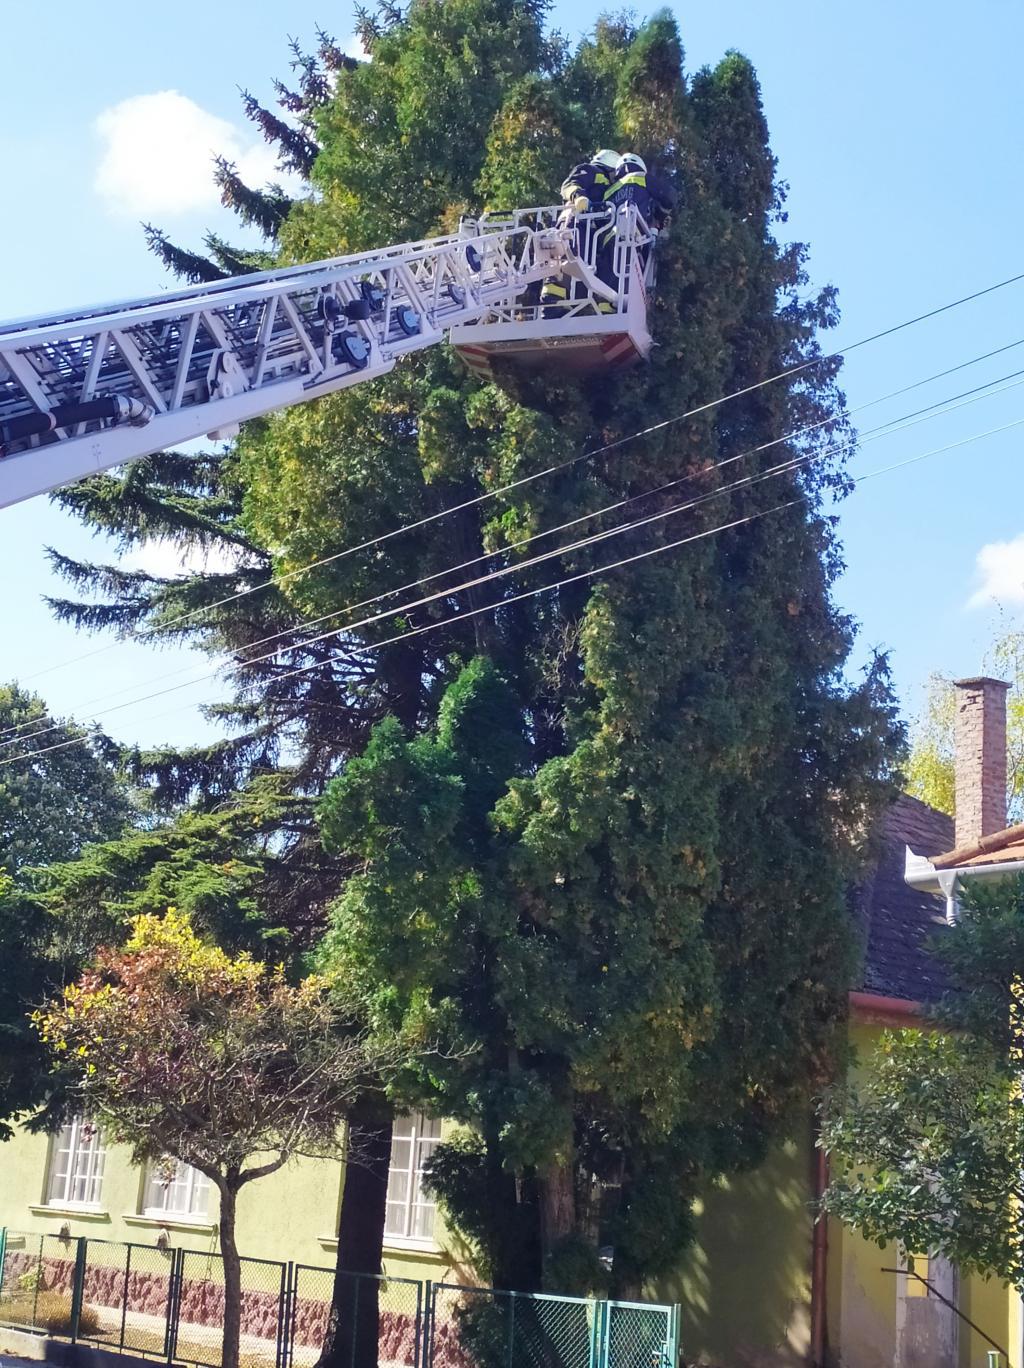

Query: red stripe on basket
[601,336,635,364]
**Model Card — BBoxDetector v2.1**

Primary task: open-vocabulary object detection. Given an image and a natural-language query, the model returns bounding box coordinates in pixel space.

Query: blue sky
[2,0,1023,750]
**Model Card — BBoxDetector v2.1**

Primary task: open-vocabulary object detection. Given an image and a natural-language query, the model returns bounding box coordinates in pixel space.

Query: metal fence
[426,1283,678,1368]
[172,1249,287,1368]
[289,1262,423,1368]
[0,1230,678,1368]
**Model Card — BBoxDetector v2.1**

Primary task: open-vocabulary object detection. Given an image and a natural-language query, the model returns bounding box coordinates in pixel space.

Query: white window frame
[46,1116,106,1209]
[142,1159,211,1222]
[384,1113,442,1248]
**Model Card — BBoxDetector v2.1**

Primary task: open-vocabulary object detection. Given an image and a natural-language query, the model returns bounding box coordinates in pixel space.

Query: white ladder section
[0,208,604,509]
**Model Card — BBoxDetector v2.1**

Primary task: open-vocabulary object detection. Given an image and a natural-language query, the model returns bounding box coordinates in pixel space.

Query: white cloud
[967,534,1024,609]
[120,537,251,580]
[343,31,370,60]
[94,90,290,217]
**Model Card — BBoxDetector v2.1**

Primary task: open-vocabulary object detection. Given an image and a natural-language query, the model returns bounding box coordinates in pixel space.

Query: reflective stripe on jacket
[603,172,648,201]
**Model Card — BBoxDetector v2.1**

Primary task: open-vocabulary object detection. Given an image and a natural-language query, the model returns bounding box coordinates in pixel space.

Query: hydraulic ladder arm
[0,208,603,508]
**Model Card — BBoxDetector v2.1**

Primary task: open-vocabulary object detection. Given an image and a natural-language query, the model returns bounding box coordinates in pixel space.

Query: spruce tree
[45,0,903,1315]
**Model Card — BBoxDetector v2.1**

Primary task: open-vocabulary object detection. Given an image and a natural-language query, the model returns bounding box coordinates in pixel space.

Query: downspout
[937,870,959,925]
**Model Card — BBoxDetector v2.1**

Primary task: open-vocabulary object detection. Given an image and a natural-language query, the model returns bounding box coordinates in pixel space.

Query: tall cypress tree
[46,0,902,1314]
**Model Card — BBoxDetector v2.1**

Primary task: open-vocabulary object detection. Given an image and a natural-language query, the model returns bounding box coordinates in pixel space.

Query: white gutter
[904,846,1024,924]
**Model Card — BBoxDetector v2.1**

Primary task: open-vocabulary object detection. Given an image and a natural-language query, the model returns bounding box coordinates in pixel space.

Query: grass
[0,1289,101,1337]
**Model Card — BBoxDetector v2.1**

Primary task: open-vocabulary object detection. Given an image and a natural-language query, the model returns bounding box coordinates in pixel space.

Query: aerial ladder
[0,204,655,509]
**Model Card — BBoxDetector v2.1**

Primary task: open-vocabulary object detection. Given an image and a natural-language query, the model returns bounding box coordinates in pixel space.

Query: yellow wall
[825,1019,1022,1368]
[959,1267,1018,1368]
[658,1125,815,1367]
[0,1125,460,1287]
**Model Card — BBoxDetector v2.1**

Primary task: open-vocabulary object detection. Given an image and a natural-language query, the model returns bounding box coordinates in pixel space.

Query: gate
[425,1282,679,1368]
[602,1299,679,1368]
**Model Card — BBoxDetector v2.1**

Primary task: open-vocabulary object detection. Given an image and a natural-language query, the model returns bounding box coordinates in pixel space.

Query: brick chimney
[954,676,1010,848]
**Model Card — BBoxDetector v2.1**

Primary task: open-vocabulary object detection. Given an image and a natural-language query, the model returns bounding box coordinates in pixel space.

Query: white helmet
[616,153,647,175]
[593,148,622,171]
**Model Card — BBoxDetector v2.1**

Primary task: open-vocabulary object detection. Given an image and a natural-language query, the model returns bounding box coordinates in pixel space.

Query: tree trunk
[482,1119,541,1292]
[219,1184,243,1368]
[539,1155,576,1275]
[315,1098,393,1368]
[379,640,422,732]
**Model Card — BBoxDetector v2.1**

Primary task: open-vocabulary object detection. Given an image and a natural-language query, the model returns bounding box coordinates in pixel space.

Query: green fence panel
[429,1282,598,1368]
[172,1247,287,1368]
[602,1298,677,1368]
[71,1236,177,1357]
[287,1262,423,1368]
[427,1283,680,1368]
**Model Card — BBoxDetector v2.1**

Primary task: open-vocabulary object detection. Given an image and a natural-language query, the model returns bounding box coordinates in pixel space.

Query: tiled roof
[853,793,954,1004]
[931,820,1024,869]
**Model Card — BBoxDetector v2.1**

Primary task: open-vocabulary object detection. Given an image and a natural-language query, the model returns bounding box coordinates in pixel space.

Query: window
[384,1114,442,1244]
[47,1116,106,1208]
[143,1159,211,1221]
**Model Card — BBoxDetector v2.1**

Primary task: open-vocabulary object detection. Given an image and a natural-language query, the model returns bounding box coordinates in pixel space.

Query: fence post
[0,1227,7,1289]
[668,1302,681,1366]
[411,1277,422,1368]
[422,1280,433,1368]
[591,1298,609,1368]
[166,1247,183,1364]
[349,1273,359,1368]
[119,1243,132,1351]
[276,1261,293,1368]
[506,1290,515,1368]
[69,1237,88,1343]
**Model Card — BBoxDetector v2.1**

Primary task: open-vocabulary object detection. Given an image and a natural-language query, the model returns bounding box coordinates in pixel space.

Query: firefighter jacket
[602,169,676,226]
[559,161,613,210]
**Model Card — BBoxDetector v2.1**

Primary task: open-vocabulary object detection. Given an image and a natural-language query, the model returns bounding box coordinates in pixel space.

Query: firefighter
[540,149,621,317]
[595,153,676,303]
[561,148,621,210]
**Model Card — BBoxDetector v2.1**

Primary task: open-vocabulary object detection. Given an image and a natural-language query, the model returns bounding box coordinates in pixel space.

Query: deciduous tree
[822,875,1024,1289]
[906,626,1024,818]
[36,911,382,1368]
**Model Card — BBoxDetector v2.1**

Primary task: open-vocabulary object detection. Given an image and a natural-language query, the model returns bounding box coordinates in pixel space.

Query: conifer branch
[202,229,277,276]
[142,225,227,284]
[238,89,320,176]
[213,159,293,240]
[316,28,359,72]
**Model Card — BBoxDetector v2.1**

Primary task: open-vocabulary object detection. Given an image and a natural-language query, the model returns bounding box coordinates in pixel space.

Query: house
[656,676,1023,1367]
[0,1112,456,1289]
[1,679,1022,1366]
[823,675,1024,1368]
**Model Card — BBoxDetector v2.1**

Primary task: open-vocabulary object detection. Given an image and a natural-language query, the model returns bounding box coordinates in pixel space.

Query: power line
[224,341,1024,656]
[213,367,1024,672]
[20,271,1024,686]
[7,342,1024,749]
[7,366,1024,751]
[6,408,1024,770]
